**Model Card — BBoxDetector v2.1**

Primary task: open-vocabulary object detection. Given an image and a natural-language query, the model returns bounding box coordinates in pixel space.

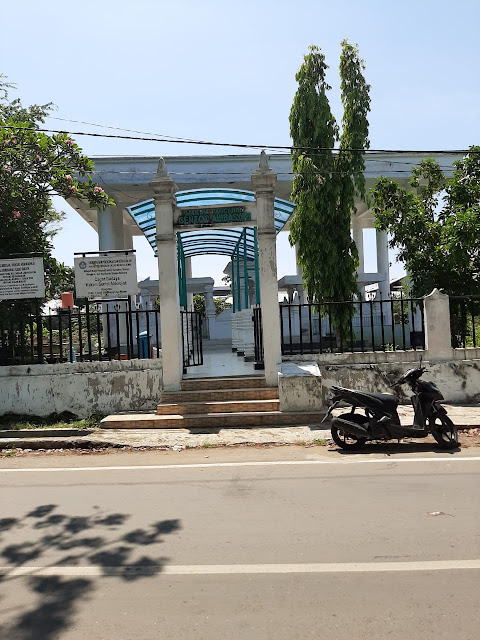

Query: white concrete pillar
[231,311,239,352]
[376,229,390,302]
[205,283,215,339]
[185,257,194,311]
[123,221,134,251]
[98,206,125,251]
[352,221,365,299]
[252,151,281,386]
[97,205,128,352]
[243,309,255,361]
[294,244,305,304]
[151,159,183,391]
[423,289,453,360]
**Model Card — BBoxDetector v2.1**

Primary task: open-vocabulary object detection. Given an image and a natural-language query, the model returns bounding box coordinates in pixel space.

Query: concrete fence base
[0,358,163,418]
[278,357,480,411]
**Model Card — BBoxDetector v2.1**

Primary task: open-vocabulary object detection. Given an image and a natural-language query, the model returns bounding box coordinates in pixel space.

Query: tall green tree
[0,76,113,298]
[371,148,480,298]
[289,41,371,327]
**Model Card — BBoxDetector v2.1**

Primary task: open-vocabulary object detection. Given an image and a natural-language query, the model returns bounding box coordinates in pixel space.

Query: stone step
[157,399,280,415]
[101,411,326,430]
[180,376,267,391]
[161,387,278,403]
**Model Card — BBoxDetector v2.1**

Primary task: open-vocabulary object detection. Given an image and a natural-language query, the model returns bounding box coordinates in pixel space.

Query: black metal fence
[0,299,161,366]
[450,296,480,349]
[181,310,203,369]
[280,297,425,356]
[252,306,264,370]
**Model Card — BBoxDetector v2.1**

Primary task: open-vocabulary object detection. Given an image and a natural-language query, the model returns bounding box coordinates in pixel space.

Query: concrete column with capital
[252,151,281,386]
[151,159,183,391]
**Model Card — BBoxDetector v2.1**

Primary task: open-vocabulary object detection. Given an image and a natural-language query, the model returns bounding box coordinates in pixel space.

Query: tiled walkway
[183,340,258,379]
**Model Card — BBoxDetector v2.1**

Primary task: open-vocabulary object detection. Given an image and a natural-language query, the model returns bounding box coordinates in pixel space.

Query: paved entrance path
[183,341,256,379]
[1,450,479,639]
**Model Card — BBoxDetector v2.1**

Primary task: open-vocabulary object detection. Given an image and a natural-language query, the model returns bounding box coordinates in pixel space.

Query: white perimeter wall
[0,359,163,417]
[279,357,480,411]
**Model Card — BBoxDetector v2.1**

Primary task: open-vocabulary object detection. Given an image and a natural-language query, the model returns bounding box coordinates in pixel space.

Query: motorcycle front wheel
[331,414,368,451]
[428,414,458,450]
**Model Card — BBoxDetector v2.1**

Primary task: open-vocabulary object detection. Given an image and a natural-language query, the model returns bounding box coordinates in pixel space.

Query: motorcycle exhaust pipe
[332,417,369,438]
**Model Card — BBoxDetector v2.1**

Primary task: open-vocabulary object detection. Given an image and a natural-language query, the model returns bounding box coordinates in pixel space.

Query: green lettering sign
[176,206,251,227]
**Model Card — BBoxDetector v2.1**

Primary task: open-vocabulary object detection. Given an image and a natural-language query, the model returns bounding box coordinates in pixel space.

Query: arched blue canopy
[126,188,296,258]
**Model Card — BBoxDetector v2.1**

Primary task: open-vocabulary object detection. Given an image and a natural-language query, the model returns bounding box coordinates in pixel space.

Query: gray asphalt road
[1,449,479,639]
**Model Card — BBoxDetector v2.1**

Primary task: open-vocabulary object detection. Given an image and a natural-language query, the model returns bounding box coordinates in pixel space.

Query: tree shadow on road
[0,504,181,639]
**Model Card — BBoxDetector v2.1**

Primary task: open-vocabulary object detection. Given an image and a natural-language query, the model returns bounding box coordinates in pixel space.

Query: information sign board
[74,254,138,299]
[0,257,45,300]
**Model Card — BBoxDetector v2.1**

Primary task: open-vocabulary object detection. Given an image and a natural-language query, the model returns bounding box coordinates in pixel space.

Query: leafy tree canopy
[289,41,371,309]
[371,148,480,298]
[0,75,113,299]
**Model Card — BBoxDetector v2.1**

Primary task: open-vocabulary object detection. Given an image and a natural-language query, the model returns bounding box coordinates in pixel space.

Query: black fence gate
[181,310,203,370]
[252,307,264,370]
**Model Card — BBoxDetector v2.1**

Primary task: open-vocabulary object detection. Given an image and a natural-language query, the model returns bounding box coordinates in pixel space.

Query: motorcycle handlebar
[392,367,427,388]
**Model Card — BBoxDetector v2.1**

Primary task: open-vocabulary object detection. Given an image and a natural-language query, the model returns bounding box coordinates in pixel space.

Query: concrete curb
[0,428,94,439]
[0,424,477,451]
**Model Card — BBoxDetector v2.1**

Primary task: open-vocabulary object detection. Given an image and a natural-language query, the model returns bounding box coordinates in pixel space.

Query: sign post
[0,255,45,300]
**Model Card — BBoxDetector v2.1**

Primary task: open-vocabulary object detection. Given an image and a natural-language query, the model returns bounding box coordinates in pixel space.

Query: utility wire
[48,116,199,144]
[1,123,478,155]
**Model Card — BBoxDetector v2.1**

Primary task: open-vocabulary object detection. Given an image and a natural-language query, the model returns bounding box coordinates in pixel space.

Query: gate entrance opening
[126,152,295,391]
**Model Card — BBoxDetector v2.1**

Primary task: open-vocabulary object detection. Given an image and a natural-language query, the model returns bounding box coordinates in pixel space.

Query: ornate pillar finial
[258,150,272,172]
[156,157,168,178]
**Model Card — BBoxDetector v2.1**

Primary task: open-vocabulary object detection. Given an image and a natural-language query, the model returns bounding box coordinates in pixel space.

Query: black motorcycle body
[323,366,458,450]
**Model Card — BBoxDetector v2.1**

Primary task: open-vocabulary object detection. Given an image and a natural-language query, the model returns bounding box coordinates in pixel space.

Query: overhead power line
[1,123,478,155]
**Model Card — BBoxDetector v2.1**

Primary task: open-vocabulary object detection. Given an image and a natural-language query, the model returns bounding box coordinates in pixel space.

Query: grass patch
[313,438,328,446]
[0,412,104,431]
[1,448,17,456]
[201,442,217,448]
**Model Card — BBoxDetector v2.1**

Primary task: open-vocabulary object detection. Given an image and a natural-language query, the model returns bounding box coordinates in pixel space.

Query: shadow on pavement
[0,504,181,639]
[331,441,461,456]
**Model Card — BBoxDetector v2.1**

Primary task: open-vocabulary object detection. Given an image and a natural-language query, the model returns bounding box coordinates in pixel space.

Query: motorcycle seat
[360,391,399,412]
[332,386,398,412]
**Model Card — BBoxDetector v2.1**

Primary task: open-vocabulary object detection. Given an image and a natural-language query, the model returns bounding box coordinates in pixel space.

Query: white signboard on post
[74,253,138,300]
[0,257,45,300]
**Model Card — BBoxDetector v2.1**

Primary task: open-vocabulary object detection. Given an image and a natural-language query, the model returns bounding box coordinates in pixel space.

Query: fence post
[423,289,453,360]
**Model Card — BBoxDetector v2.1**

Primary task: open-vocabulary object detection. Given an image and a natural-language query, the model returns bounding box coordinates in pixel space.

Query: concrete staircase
[101,376,325,429]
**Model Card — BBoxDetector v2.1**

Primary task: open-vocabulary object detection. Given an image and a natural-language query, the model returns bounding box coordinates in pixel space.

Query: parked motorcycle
[323,362,458,450]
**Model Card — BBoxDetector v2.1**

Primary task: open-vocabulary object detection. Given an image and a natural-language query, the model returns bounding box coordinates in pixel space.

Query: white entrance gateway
[152,152,281,390]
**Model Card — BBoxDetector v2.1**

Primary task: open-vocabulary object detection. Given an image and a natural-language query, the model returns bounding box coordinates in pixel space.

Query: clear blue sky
[2,0,479,284]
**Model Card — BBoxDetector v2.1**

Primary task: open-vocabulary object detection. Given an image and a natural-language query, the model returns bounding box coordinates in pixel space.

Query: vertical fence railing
[450,296,480,349]
[180,310,203,369]
[252,306,264,369]
[280,297,425,356]
[0,298,162,366]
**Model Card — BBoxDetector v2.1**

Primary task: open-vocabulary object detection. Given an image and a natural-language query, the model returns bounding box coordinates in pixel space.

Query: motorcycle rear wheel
[331,414,368,451]
[429,414,458,450]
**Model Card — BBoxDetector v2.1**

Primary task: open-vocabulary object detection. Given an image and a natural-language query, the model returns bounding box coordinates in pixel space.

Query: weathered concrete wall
[278,362,323,412]
[0,359,163,417]
[278,357,480,409]
[283,347,480,366]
